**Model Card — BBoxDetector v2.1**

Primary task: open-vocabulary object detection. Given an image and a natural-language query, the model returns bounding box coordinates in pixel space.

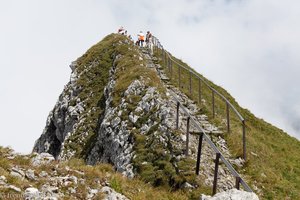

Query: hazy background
[1,0,299,153]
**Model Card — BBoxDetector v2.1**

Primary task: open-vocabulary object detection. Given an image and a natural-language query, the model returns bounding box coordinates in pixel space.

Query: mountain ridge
[1,33,299,199]
[32,33,300,199]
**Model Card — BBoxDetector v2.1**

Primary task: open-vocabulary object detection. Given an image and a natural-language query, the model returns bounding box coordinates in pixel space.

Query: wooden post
[212,153,221,195]
[212,90,215,118]
[242,120,247,161]
[198,78,202,104]
[226,102,230,133]
[235,176,240,190]
[176,102,180,130]
[186,116,190,157]
[196,132,204,175]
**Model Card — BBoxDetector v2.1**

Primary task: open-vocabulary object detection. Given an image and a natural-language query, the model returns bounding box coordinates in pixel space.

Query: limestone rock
[0,176,7,185]
[7,185,21,192]
[201,189,259,200]
[39,171,49,178]
[10,166,25,179]
[100,186,129,200]
[25,169,36,180]
[25,187,40,199]
[31,153,55,166]
[87,188,99,200]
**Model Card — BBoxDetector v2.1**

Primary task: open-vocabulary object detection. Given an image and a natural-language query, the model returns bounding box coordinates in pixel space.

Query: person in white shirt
[146,31,153,54]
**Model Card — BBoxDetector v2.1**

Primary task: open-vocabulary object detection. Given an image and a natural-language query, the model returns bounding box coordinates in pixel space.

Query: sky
[0,0,299,153]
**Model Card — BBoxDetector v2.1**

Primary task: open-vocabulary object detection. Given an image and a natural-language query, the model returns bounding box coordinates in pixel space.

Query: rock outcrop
[201,189,259,200]
[0,147,130,200]
[30,33,258,198]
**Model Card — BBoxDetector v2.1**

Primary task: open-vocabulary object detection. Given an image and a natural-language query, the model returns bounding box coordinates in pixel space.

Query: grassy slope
[155,49,300,199]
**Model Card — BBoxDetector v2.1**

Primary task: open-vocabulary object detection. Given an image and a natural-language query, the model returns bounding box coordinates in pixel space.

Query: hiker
[146,31,152,45]
[137,31,145,47]
[118,26,125,35]
[146,31,153,54]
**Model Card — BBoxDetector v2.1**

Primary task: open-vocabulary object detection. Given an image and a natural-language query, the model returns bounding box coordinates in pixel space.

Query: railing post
[186,116,190,157]
[235,176,240,190]
[212,90,215,118]
[189,70,192,96]
[196,132,204,175]
[212,152,221,195]
[176,102,180,130]
[226,102,230,133]
[198,78,202,104]
[178,66,181,88]
[242,120,247,161]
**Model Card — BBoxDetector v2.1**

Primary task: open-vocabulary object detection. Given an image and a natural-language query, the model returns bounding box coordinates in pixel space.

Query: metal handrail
[169,88,253,193]
[154,36,244,121]
[152,36,247,160]
[149,37,253,193]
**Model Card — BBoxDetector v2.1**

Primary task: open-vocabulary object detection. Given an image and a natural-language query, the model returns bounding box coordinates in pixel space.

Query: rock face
[31,34,258,198]
[32,60,84,158]
[33,35,121,160]
[86,75,135,177]
[201,189,259,200]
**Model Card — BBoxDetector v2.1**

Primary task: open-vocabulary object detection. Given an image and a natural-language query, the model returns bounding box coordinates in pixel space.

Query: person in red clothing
[137,31,145,47]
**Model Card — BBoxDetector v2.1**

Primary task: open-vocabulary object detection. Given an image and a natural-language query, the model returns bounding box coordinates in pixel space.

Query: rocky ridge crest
[29,34,259,199]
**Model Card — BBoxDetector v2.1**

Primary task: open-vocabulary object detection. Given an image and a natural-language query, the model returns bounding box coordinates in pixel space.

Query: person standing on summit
[118,26,125,35]
[137,31,145,47]
[146,31,153,54]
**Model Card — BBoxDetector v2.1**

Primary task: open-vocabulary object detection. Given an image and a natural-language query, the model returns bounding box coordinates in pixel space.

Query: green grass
[154,48,300,199]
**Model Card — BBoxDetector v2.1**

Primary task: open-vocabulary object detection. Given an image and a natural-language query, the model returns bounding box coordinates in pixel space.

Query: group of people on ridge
[117,26,153,54]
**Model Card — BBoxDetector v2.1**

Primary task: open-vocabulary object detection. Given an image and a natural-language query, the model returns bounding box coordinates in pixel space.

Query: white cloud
[0,0,299,153]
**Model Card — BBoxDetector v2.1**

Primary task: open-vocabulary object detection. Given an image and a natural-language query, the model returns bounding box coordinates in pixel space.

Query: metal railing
[150,36,252,194]
[152,36,247,161]
[169,89,252,194]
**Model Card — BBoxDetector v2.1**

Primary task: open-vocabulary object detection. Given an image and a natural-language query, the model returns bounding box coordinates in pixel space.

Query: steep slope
[153,44,300,199]
[33,34,119,159]
[32,34,258,199]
